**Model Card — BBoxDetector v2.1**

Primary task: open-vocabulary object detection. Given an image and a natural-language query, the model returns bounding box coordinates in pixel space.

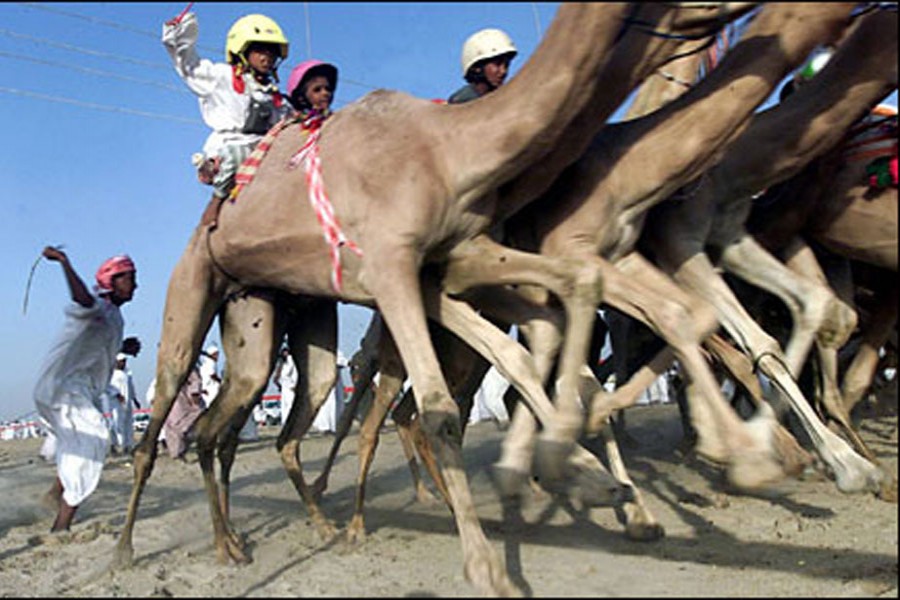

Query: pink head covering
[95,255,136,294]
[287,59,338,100]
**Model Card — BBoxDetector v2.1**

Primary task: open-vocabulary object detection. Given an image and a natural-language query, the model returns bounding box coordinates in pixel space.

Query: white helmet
[461,28,517,78]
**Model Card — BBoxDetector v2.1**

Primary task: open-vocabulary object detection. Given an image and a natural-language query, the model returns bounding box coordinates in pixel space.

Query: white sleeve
[162,12,222,98]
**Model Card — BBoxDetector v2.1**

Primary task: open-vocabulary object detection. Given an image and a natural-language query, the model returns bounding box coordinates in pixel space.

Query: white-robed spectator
[146,377,166,443]
[198,345,221,409]
[469,366,510,427]
[311,351,349,434]
[32,246,138,532]
[273,346,298,427]
[109,353,139,454]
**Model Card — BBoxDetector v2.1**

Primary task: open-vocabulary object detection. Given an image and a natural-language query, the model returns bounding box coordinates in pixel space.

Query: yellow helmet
[225,14,289,65]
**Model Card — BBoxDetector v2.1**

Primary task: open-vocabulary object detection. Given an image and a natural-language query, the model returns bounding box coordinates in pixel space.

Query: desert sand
[0,382,896,597]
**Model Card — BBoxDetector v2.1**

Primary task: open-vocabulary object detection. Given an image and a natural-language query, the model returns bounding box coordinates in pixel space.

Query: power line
[17,1,221,55]
[530,2,543,44]
[0,50,191,95]
[0,27,172,70]
[304,2,313,60]
[0,85,202,124]
[7,6,383,92]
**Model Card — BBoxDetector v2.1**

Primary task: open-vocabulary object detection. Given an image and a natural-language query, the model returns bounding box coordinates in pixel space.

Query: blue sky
[1,3,895,423]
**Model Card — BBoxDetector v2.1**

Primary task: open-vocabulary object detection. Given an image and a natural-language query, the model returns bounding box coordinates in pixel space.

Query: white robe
[109,367,136,450]
[469,366,510,424]
[311,354,349,433]
[277,355,298,427]
[198,355,221,409]
[33,297,123,507]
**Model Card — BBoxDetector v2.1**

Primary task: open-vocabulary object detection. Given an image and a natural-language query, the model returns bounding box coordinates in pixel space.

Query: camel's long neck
[445,3,629,208]
[515,3,856,251]
[494,3,734,222]
[624,36,710,120]
[713,8,898,200]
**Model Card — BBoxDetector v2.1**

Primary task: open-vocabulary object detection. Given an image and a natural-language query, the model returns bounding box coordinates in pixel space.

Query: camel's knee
[570,260,604,306]
[657,300,713,349]
[418,392,462,444]
[819,296,858,349]
[278,438,301,470]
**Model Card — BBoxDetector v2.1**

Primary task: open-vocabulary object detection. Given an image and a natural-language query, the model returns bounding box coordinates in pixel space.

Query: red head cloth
[95,255,136,294]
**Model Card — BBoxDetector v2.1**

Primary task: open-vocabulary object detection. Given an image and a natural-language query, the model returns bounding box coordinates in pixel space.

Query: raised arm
[43,246,94,308]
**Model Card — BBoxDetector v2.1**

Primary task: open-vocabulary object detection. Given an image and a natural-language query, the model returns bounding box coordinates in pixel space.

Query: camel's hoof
[490,465,530,500]
[833,452,884,495]
[345,524,367,546]
[877,476,898,503]
[226,528,247,553]
[571,475,632,509]
[624,520,665,542]
[726,452,787,492]
[533,437,576,495]
[464,554,524,598]
[315,520,338,543]
[112,544,134,570]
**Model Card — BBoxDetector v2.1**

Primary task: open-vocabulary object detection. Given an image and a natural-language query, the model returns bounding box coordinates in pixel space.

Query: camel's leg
[310,350,377,503]
[422,280,626,508]
[843,281,898,414]
[346,333,408,544]
[447,248,615,519]
[720,235,853,376]
[443,235,607,464]
[395,416,441,505]
[392,388,450,506]
[608,252,796,490]
[777,241,885,463]
[361,246,530,597]
[192,292,282,563]
[190,290,286,564]
[703,333,813,477]
[276,301,340,541]
[597,418,665,541]
[312,313,386,502]
[658,242,883,495]
[114,229,230,569]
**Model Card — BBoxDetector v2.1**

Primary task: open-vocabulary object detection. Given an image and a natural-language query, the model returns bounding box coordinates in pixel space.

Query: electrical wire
[0,27,171,70]
[530,2,543,44]
[0,85,202,124]
[17,1,220,54]
[304,2,313,60]
[0,50,191,94]
[9,4,382,92]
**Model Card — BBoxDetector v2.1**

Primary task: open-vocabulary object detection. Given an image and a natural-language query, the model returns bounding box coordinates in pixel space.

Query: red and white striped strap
[288,120,363,292]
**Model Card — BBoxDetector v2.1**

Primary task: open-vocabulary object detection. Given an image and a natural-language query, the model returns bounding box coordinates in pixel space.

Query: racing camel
[115,4,758,595]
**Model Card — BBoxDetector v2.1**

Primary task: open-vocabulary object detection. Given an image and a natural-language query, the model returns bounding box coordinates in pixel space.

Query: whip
[23,244,64,316]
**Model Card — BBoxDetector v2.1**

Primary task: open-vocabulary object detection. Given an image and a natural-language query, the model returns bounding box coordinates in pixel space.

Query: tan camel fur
[638,7,896,496]
[302,2,857,544]
[118,3,770,575]
[742,124,897,472]
[117,5,754,594]
[172,2,756,560]
[480,2,856,494]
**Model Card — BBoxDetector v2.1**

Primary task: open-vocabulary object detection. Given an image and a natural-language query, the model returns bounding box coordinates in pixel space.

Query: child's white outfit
[163,13,290,198]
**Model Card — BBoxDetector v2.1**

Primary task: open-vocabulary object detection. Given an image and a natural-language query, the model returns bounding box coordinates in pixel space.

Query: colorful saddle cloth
[842,104,898,189]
